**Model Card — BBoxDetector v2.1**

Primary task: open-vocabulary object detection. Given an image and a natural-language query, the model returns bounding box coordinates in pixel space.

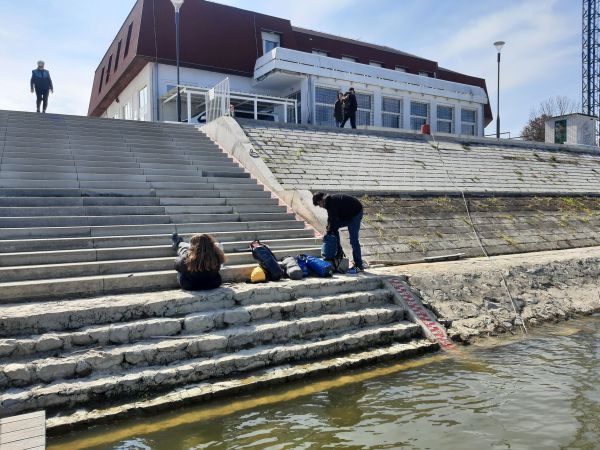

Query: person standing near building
[30,60,53,113]
[340,87,357,129]
[313,192,364,273]
[334,91,344,127]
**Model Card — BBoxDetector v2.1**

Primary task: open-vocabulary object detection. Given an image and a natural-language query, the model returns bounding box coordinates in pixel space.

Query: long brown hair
[186,234,226,272]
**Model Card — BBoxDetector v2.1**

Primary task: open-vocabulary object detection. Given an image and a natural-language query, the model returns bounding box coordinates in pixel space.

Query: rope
[429,133,528,334]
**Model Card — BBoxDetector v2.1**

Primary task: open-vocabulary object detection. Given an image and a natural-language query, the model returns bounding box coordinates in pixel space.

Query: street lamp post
[494,41,505,139]
[171,0,185,122]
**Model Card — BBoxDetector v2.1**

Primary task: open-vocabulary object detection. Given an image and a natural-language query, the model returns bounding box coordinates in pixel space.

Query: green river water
[49,315,600,450]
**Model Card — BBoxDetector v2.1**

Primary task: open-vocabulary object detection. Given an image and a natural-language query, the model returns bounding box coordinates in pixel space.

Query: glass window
[418,71,430,77]
[115,41,122,72]
[138,86,148,121]
[437,105,454,134]
[313,50,328,56]
[382,97,403,129]
[123,102,132,120]
[106,55,112,83]
[355,91,373,126]
[395,66,406,72]
[262,31,280,54]
[342,56,357,62]
[410,101,429,130]
[98,68,104,93]
[315,86,338,126]
[369,61,383,67]
[461,108,477,135]
[124,23,133,57]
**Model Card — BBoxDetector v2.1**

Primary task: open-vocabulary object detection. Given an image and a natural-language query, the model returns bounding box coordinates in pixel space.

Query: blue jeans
[332,211,363,268]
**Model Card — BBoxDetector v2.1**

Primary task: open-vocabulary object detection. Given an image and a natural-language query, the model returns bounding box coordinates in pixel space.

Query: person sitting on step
[171,232,225,290]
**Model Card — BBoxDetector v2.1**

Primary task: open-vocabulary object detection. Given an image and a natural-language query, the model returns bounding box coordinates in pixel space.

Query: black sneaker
[171,232,183,251]
[347,265,364,275]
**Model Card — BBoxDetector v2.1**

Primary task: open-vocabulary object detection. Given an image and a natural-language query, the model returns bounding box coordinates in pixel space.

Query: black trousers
[340,111,356,129]
[36,90,49,112]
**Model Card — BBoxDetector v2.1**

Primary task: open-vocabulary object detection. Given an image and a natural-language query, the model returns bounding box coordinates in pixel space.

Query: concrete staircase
[0,110,321,302]
[0,276,437,421]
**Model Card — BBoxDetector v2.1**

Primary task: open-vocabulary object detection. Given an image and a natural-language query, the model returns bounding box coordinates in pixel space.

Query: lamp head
[494,41,505,53]
[171,0,185,12]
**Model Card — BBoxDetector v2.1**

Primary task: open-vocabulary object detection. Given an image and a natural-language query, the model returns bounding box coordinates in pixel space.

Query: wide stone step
[0,245,321,282]
[0,289,394,360]
[0,218,305,239]
[0,322,424,418]
[0,238,320,266]
[0,229,316,253]
[0,277,383,336]
[0,306,405,388]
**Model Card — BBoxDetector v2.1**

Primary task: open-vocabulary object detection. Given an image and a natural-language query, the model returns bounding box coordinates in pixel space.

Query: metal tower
[583,0,600,117]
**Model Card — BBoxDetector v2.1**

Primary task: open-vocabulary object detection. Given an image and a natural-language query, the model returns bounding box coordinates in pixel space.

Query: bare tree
[521,96,580,142]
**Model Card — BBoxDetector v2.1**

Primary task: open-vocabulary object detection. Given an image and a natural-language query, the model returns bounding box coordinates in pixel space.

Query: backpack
[299,254,333,277]
[280,256,304,280]
[250,241,283,281]
[321,234,349,274]
[295,255,310,277]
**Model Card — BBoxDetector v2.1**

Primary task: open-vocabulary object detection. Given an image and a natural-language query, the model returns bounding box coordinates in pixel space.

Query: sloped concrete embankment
[392,247,600,343]
[226,118,600,263]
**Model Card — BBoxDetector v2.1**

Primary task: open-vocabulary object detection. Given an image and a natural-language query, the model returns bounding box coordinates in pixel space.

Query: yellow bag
[250,266,267,283]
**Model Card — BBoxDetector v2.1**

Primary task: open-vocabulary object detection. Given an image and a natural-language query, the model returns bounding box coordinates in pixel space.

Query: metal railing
[205,77,231,123]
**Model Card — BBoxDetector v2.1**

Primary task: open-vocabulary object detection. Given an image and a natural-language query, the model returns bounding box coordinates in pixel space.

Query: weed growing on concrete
[496,233,518,247]
[374,213,384,222]
[462,144,471,151]
[498,213,516,222]
[434,230,444,239]
[406,238,426,252]
[414,159,427,169]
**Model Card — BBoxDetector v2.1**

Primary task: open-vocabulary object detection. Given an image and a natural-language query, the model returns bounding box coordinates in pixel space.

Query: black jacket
[343,92,358,113]
[174,258,222,290]
[324,194,363,231]
[334,100,344,121]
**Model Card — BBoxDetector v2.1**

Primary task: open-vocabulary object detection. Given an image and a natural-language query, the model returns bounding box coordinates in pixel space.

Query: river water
[48,316,600,450]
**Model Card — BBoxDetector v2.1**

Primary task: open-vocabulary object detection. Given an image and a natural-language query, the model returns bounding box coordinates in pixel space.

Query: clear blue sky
[0,0,581,136]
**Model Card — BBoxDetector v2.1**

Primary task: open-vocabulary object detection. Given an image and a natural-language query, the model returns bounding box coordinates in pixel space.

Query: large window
[106,55,113,83]
[312,50,328,56]
[98,68,104,93]
[356,91,373,126]
[437,105,454,134]
[382,97,403,128]
[262,31,280,54]
[461,108,477,135]
[410,101,429,130]
[315,86,337,126]
[122,102,132,120]
[554,119,567,144]
[342,56,357,62]
[138,86,148,121]
[114,40,122,72]
[369,61,383,67]
[124,22,133,57]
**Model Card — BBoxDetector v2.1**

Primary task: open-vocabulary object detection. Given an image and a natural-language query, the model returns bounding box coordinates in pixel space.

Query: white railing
[205,77,230,123]
[254,47,489,105]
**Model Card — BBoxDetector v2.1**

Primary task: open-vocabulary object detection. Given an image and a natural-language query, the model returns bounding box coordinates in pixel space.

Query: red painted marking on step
[387,278,455,349]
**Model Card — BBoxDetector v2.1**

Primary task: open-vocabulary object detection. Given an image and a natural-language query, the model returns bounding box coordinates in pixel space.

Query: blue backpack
[299,254,333,277]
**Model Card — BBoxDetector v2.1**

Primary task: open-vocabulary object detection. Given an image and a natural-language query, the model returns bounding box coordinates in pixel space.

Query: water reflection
[49,317,600,450]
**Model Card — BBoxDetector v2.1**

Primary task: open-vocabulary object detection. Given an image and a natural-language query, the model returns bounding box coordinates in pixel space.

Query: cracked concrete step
[0,228,313,252]
[0,322,424,418]
[0,218,306,239]
[0,237,320,266]
[0,306,406,388]
[0,246,321,282]
[0,289,395,360]
[0,276,383,336]
[0,266,254,303]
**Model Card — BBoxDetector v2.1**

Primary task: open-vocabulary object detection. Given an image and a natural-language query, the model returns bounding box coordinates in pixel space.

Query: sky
[0,0,582,136]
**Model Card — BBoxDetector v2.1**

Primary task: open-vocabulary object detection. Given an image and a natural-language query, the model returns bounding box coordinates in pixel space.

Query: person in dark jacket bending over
[340,87,358,129]
[334,91,344,127]
[171,232,225,290]
[30,60,53,113]
[313,192,364,273]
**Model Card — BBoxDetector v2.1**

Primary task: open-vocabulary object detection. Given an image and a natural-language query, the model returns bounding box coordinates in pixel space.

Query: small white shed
[544,113,598,146]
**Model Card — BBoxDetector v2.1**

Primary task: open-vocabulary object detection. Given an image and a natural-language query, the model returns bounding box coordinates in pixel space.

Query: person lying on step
[171,233,225,290]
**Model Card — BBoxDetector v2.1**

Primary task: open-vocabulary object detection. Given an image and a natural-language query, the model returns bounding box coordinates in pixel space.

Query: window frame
[410,100,430,131]
[460,108,477,136]
[369,61,383,67]
[436,104,455,134]
[261,31,281,54]
[381,96,403,129]
[114,40,122,72]
[341,55,357,62]
[314,85,339,126]
[312,50,329,56]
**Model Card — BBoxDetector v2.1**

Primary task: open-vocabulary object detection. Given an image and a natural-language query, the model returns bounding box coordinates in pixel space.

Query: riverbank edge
[46,339,437,435]
[381,246,600,344]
